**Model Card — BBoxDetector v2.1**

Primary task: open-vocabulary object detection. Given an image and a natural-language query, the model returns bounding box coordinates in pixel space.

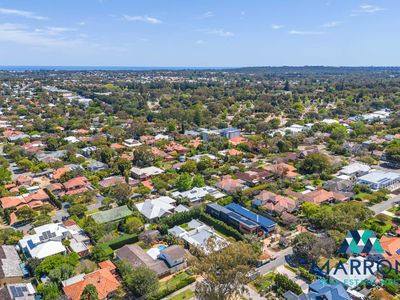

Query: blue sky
[0,0,398,66]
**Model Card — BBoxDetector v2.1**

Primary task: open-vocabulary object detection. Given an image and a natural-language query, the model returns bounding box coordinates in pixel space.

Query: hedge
[199,212,243,240]
[242,184,268,196]
[44,189,62,209]
[298,267,316,283]
[105,233,139,250]
[159,207,202,228]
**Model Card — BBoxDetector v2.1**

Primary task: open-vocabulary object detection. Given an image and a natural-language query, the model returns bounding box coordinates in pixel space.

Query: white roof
[135,196,176,220]
[30,240,66,259]
[146,247,161,260]
[358,170,400,185]
[171,186,225,202]
[131,166,164,177]
[340,163,371,175]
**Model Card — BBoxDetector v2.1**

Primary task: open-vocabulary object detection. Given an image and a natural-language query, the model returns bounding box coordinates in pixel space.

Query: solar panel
[21,286,28,292]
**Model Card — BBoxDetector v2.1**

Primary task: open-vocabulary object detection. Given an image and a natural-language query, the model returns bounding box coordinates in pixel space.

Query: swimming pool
[157,245,167,250]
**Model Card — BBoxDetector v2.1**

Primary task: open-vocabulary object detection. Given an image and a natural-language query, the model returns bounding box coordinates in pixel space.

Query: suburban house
[62,263,120,300]
[98,176,138,188]
[0,246,25,285]
[206,203,263,235]
[90,205,132,224]
[235,169,273,186]
[130,166,164,180]
[169,219,227,254]
[301,189,349,205]
[0,283,36,300]
[208,202,276,234]
[379,236,400,265]
[252,191,297,215]
[322,178,354,195]
[214,175,247,194]
[62,176,90,196]
[284,281,351,300]
[357,170,400,190]
[18,222,90,260]
[264,163,299,179]
[339,162,371,178]
[86,160,108,172]
[135,196,176,221]
[171,186,225,204]
[123,138,142,148]
[116,244,186,277]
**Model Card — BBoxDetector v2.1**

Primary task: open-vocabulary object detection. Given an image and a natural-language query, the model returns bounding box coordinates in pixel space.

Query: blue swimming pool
[157,245,167,250]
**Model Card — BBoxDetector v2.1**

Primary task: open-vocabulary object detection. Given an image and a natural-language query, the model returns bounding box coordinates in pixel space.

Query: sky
[0,0,399,67]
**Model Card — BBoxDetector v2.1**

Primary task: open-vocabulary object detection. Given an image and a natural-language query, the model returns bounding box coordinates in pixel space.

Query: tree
[121,216,144,234]
[191,241,259,300]
[299,153,331,175]
[176,173,192,191]
[0,166,11,184]
[330,125,348,143]
[91,244,110,263]
[180,160,197,174]
[40,282,61,300]
[68,204,87,217]
[122,265,159,299]
[133,146,155,168]
[192,174,205,187]
[274,273,302,296]
[48,264,75,284]
[385,140,400,166]
[97,146,113,164]
[17,158,34,172]
[292,232,317,262]
[112,182,132,205]
[0,228,23,245]
[16,206,36,223]
[115,157,131,176]
[80,284,99,300]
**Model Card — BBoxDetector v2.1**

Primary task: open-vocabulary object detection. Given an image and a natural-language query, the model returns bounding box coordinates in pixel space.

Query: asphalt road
[257,247,293,275]
[369,194,400,215]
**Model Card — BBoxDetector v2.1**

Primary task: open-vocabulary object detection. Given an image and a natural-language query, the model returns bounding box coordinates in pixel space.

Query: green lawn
[252,273,275,292]
[363,218,393,237]
[169,289,194,300]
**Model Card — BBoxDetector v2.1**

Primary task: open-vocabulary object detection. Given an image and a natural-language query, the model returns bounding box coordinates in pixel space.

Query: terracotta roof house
[264,163,299,178]
[63,267,120,300]
[0,189,50,218]
[98,176,138,188]
[110,143,126,150]
[379,236,400,265]
[63,177,89,195]
[15,175,33,186]
[214,175,246,194]
[151,147,174,161]
[235,169,272,186]
[164,142,188,155]
[253,190,297,214]
[301,189,348,205]
[229,136,247,145]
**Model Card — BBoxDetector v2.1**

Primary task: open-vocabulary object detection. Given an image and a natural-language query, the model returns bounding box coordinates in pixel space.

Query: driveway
[276,265,308,293]
[257,247,293,275]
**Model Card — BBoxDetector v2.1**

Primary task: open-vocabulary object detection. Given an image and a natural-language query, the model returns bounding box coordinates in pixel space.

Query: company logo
[338,230,384,254]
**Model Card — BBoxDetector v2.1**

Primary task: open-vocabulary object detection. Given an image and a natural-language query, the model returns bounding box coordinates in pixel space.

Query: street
[257,247,293,275]
[369,194,400,215]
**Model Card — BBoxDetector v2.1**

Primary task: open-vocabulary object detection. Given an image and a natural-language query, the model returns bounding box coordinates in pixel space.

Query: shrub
[199,212,243,240]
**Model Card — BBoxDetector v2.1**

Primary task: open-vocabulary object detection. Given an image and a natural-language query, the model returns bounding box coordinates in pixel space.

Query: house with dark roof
[0,246,24,285]
[116,244,184,277]
[0,283,36,300]
[284,281,351,300]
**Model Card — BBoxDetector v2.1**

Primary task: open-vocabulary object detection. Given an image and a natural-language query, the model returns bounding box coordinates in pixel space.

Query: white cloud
[271,24,284,30]
[199,11,214,19]
[351,4,384,16]
[122,15,162,24]
[195,39,204,45]
[0,8,47,20]
[0,23,87,48]
[207,29,234,37]
[289,30,326,35]
[322,21,342,28]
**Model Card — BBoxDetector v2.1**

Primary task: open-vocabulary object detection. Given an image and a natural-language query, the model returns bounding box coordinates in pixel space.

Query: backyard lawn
[169,289,194,300]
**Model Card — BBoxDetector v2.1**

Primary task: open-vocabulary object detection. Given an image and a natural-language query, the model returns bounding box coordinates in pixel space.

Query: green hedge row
[105,234,139,250]
[199,212,243,241]
[44,189,62,209]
